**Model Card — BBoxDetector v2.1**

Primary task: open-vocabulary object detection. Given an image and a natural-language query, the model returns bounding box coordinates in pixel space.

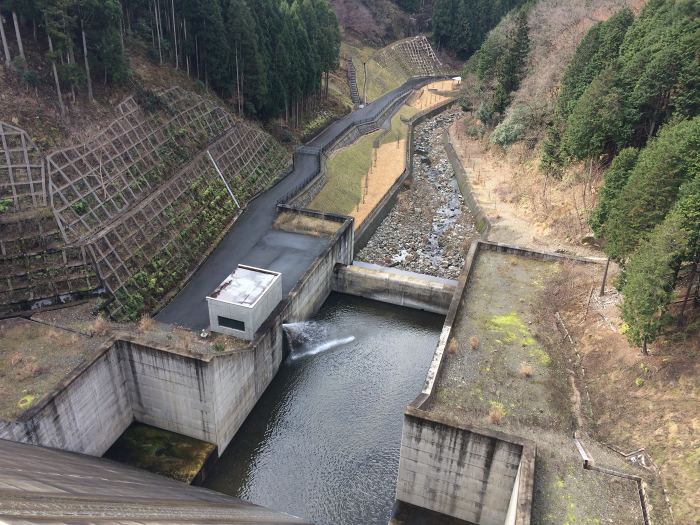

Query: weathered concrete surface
[333,262,455,315]
[0,438,311,523]
[0,211,353,462]
[0,345,132,456]
[395,409,535,525]
[208,266,283,340]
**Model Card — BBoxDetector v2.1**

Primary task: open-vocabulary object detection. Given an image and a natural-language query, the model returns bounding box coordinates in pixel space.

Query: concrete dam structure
[0,438,311,524]
[0,208,354,458]
[397,410,532,525]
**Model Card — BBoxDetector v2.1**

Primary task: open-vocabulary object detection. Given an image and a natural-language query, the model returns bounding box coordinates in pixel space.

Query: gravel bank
[357,108,479,280]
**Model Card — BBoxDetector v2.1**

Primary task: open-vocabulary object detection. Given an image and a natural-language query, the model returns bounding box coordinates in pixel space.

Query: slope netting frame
[89,120,290,322]
[1,87,290,319]
[47,86,234,244]
[0,122,46,213]
[373,36,445,79]
[0,210,99,314]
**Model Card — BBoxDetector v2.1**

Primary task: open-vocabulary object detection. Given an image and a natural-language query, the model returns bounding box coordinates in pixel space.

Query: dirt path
[346,85,459,230]
[447,118,602,258]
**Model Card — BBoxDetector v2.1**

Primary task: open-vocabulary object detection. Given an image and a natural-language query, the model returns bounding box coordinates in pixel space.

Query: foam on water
[289,336,356,361]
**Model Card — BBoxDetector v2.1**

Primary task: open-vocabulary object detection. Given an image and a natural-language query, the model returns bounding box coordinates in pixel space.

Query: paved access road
[156,77,438,330]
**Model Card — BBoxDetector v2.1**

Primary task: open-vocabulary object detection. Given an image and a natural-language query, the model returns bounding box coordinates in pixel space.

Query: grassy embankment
[309,79,459,223]
[343,42,409,105]
[309,103,418,217]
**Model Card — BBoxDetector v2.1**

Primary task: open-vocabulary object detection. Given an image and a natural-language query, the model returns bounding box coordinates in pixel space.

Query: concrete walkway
[157,77,437,330]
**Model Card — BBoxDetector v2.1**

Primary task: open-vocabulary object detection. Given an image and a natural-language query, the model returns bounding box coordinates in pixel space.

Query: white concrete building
[207,265,282,340]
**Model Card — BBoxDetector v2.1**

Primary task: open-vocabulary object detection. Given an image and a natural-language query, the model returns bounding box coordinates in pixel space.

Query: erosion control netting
[0,122,45,213]
[96,121,289,322]
[372,36,445,79]
[48,87,234,244]
[0,87,289,319]
[0,210,98,315]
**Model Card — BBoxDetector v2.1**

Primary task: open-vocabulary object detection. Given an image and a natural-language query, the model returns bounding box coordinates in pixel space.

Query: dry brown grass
[47,328,79,347]
[273,212,340,237]
[519,362,534,378]
[172,325,197,351]
[14,356,41,381]
[91,315,110,336]
[137,314,155,332]
[469,336,480,350]
[488,402,507,425]
[447,339,458,355]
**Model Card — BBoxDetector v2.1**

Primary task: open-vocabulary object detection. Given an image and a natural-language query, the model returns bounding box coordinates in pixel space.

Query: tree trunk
[679,259,699,323]
[149,0,156,48]
[195,35,200,79]
[235,45,241,115]
[46,25,65,119]
[12,11,24,59]
[0,13,11,67]
[81,21,94,103]
[600,257,610,296]
[183,18,190,76]
[641,338,648,356]
[171,0,178,69]
[120,14,125,52]
[155,0,162,64]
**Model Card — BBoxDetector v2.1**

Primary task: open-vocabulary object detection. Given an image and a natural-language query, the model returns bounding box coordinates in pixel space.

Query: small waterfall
[282,321,355,360]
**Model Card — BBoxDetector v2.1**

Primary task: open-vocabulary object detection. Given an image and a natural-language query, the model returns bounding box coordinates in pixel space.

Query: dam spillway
[203,293,443,525]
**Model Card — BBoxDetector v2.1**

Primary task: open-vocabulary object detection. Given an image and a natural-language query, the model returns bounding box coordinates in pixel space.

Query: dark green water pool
[204,293,443,524]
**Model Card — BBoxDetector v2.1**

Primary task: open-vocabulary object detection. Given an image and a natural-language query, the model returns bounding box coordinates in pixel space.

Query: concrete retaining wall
[332,262,455,315]
[443,131,492,237]
[393,240,602,524]
[397,409,535,525]
[288,92,412,209]
[0,210,354,460]
[0,345,132,456]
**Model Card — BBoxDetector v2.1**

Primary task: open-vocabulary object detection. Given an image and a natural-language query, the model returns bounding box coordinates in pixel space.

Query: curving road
[156,77,439,329]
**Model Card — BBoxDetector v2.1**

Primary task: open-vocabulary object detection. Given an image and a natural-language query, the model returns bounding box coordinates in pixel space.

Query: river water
[204,293,443,524]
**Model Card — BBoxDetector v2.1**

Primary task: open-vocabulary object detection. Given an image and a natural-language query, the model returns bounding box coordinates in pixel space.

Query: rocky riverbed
[357,108,479,280]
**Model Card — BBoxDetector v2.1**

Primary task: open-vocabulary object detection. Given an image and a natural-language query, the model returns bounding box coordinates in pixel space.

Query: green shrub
[491,105,531,147]
[71,201,88,215]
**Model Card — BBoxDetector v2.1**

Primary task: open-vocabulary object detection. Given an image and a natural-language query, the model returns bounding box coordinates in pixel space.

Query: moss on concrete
[104,422,216,484]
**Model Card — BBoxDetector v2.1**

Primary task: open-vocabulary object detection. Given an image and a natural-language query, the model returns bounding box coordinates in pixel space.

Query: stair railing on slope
[347,57,361,106]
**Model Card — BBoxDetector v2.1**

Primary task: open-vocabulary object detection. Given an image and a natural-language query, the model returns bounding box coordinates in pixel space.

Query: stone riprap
[358,108,478,279]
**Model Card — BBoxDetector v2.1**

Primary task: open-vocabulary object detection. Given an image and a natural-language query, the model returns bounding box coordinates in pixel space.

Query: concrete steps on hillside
[347,57,361,106]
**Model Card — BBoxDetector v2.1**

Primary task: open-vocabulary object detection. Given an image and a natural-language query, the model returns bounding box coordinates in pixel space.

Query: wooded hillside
[0,0,340,123]
[460,0,699,353]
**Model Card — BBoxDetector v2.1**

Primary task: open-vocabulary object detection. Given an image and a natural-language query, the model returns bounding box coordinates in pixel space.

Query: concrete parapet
[394,240,603,524]
[332,262,456,315]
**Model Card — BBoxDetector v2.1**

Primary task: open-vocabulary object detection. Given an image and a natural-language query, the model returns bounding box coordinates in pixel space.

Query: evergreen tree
[555,9,634,122]
[560,68,630,161]
[432,0,456,50]
[589,147,639,236]
[620,174,700,352]
[603,116,700,262]
[223,0,266,115]
[184,0,228,91]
